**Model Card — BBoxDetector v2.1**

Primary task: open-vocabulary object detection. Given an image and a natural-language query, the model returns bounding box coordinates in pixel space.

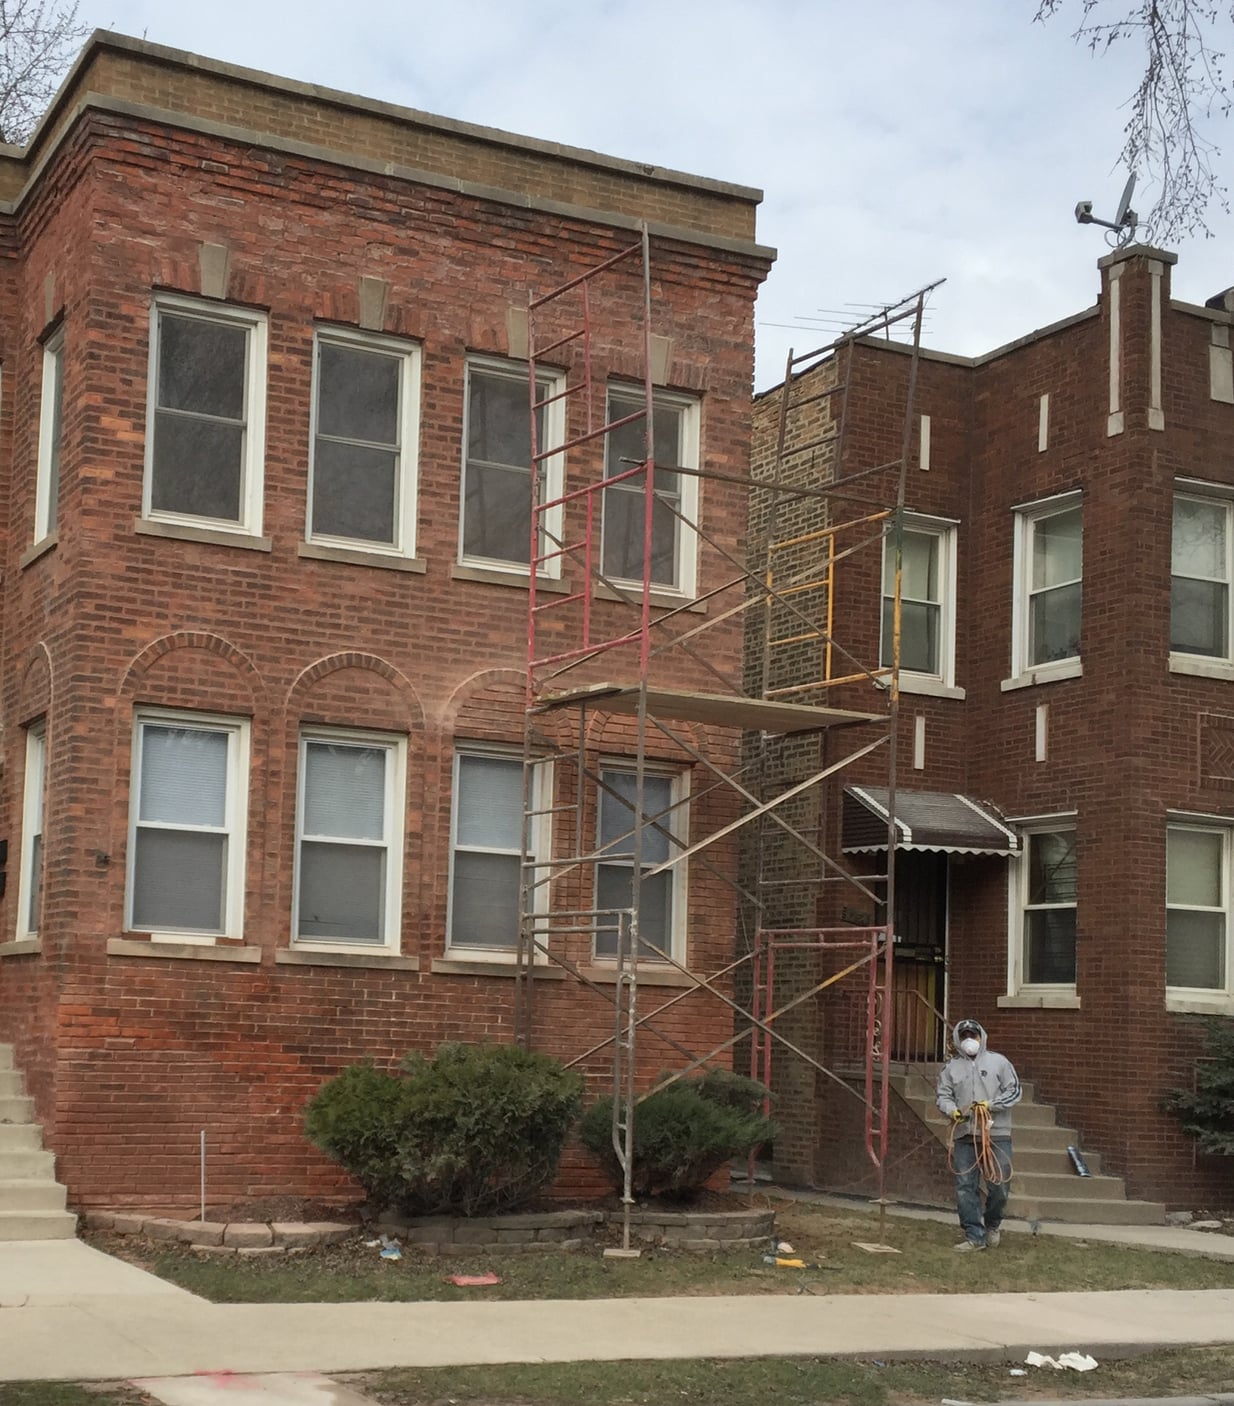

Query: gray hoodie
[935,1020,1022,1139]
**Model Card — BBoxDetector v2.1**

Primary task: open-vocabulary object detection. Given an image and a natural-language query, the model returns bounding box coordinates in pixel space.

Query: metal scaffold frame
[513,223,938,1249]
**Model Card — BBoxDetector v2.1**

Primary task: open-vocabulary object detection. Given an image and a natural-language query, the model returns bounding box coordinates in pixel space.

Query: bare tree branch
[0,0,88,145]
[1036,1,1234,242]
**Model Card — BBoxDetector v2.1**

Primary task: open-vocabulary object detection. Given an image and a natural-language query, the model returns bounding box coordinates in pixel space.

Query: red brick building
[754,247,1234,1210]
[0,33,772,1213]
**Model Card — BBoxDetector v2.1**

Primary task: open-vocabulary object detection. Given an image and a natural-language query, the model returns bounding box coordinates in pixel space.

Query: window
[308,328,421,554]
[294,729,405,948]
[1017,827,1077,986]
[15,724,45,939]
[1012,497,1082,677]
[880,517,957,683]
[602,386,699,593]
[1172,492,1231,660]
[1167,824,1230,992]
[35,328,64,541]
[461,359,564,572]
[595,767,685,961]
[126,713,249,939]
[144,297,267,533]
[448,749,550,952]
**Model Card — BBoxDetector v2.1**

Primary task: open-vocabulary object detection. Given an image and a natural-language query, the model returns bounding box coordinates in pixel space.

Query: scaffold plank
[532,681,882,733]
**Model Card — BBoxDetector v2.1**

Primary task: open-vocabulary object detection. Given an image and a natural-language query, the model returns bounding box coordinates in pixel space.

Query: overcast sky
[69,0,1234,389]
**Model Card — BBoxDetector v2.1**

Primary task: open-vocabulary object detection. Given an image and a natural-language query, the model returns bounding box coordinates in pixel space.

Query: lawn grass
[0,1387,156,1406]
[85,1197,1234,1304]
[355,1345,1234,1405]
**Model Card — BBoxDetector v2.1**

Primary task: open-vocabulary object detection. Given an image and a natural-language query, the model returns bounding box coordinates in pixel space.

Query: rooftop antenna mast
[1074,172,1138,247]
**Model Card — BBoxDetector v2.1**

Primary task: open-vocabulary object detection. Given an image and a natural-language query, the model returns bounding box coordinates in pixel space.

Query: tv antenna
[1075,173,1138,247]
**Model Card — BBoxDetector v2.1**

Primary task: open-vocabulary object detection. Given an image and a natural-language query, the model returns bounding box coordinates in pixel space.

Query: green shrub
[305,1042,584,1216]
[579,1068,775,1200]
[1164,1019,1234,1155]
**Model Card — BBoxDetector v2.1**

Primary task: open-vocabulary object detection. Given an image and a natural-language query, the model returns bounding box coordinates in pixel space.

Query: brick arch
[285,651,423,731]
[117,630,264,710]
[585,707,705,763]
[17,643,54,723]
[442,666,533,743]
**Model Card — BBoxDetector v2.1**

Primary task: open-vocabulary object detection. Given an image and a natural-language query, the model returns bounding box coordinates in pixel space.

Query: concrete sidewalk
[2,1236,1234,1382]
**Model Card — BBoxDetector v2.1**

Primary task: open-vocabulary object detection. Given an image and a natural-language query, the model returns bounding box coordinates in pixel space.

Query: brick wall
[0,73,770,1210]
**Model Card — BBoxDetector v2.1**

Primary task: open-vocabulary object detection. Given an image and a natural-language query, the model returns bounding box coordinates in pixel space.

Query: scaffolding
[513,225,938,1247]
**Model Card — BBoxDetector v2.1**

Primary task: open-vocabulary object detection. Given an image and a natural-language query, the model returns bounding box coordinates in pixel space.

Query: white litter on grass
[1009,1368,1027,1377]
[1024,1351,1098,1372]
[776,1241,795,1254]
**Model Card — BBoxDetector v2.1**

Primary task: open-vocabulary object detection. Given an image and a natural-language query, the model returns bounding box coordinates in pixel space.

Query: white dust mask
[959,1037,980,1057]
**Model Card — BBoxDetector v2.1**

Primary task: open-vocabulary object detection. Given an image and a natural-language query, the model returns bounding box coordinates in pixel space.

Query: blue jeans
[953,1137,1012,1246]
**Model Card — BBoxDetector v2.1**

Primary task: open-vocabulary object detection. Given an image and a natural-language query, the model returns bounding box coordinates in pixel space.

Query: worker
[935,1018,1021,1252]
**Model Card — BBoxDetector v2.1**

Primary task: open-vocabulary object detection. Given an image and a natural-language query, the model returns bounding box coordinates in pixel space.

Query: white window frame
[879,514,959,695]
[125,709,250,943]
[601,385,701,597]
[459,357,565,576]
[143,294,268,536]
[291,726,407,954]
[15,723,46,940]
[1165,816,1234,1012]
[306,325,422,558]
[446,746,552,960]
[1170,481,1234,680]
[1006,819,1078,998]
[34,327,64,543]
[594,762,688,964]
[1008,492,1083,686]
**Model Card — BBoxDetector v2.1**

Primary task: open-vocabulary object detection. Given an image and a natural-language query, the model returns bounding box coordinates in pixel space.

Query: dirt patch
[199,1196,364,1224]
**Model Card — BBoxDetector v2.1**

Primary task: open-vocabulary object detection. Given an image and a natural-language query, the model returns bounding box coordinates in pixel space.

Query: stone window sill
[897,675,966,700]
[19,534,58,569]
[0,938,42,958]
[299,542,426,573]
[1001,660,1082,692]
[1170,654,1234,682]
[1165,993,1234,1015]
[579,963,697,987]
[276,948,419,970]
[450,562,571,593]
[432,957,564,978]
[594,582,706,614]
[997,991,1081,1010]
[135,518,271,552]
[108,937,262,963]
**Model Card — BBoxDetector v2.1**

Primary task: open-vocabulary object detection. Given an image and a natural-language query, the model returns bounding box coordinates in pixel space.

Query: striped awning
[842,786,1019,856]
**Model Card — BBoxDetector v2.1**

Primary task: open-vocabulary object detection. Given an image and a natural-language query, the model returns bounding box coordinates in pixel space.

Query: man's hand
[971,1100,990,1113]
[951,1109,965,1121]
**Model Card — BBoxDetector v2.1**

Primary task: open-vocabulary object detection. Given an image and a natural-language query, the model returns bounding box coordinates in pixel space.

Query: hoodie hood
[952,1019,987,1055]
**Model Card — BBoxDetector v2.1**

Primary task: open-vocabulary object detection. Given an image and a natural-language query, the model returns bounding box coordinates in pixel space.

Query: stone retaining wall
[84,1205,775,1256]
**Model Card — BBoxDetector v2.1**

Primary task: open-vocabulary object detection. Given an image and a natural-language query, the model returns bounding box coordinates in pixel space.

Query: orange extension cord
[947,1102,1012,1185]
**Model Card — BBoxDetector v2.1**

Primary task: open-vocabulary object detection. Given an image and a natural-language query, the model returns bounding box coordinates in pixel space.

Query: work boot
[985,1229,1002,1248]
[953,1239,985,1251]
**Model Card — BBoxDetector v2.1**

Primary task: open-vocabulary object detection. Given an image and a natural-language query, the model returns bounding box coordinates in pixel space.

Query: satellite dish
[1114,172,1136,228]
[1074,171,1138,245]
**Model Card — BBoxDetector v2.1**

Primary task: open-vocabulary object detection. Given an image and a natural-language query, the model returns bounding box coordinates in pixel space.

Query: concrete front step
[0,1123,44,1151]
[0,1070,22,1098]
[1009,1194,1166,1225]
[0,1178,67,1211]
[900,1095,1066,1141]
[1010,1145,1105,1176]
[0,1095,35,1123]
[1011,1171,1129,1202]
[0,1148,55,1178]
[0,1045,12,1071]
[0,1209,78,1241]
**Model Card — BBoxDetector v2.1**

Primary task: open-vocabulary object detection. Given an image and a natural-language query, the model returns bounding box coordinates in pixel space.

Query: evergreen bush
[1163,1019,1234,1154]
[305,1042,584,1216]
[579,1068,775,1200]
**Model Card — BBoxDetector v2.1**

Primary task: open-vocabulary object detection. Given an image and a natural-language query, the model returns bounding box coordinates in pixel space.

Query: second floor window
[16,724,45,939]
[308,329,420,554]
[1172,491,1230,660]
[145,298,267,534]
[1013,498,1082,676]
[35,328,64,542]
[880,518,957,683]
[602,387,699,594]
[595,767,684,961]
[461,360,563,572]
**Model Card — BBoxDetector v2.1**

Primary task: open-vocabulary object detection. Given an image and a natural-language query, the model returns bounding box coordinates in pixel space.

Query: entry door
[890,850,948,1061]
